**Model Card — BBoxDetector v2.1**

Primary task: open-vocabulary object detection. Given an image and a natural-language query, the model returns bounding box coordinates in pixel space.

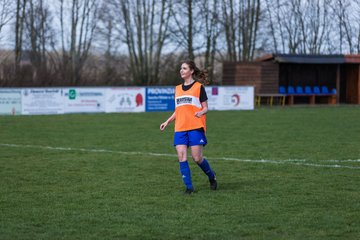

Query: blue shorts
[174,129,207,147]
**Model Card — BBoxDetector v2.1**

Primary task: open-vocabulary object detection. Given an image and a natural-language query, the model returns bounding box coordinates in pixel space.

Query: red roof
[344,54,360,63]
[255,54,360,64]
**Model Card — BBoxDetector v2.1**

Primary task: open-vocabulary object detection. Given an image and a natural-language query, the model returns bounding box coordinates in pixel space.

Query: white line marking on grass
[1,143,360,170]
[212,157,360,170]
[325,159,360,163]
[214,157,307,163]
[0,143,178,157]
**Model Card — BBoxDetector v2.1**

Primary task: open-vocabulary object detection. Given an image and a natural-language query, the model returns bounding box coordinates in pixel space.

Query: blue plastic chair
[305,86,312,94]
[313,86,320,94]
[287,86,295,94]
[279,86,286,94]
[321,86,329,94]
[331,88,337,94]
[296,86,304,94]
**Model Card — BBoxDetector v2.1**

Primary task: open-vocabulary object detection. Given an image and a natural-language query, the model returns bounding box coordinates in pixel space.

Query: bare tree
[264,0,333,54]
[288,0,333,54]
[332,0,355,53]
[170,0,205,61]
[301,0,332,54]
[199,0,221,83]
[0,0,14,38]
[283,0,304,53]
[240,0,261,60]
[53,0,99,85]
[264,0,280,53]
[0,0,15,84]
[220,0,261,61]
[96,3,118,84]
[23,0,54,84]
[221,0,236,61]
[105,0,172,85]
[15,0,27,78]
[355,1,360,53]
[95,2,133,86]
[186,0,194,60]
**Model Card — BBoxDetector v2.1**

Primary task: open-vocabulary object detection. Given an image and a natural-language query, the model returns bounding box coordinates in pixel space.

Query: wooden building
[222,54,360,104]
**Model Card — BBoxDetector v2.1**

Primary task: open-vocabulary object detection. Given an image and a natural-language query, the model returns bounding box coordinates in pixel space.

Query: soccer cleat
[209,176,217,190]
[184,188,194,195]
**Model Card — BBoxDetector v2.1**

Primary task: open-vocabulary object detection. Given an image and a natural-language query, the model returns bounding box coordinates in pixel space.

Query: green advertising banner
[0,89,22,115]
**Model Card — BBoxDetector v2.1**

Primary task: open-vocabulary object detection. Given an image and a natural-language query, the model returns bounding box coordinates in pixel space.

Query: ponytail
[193,67,209,85]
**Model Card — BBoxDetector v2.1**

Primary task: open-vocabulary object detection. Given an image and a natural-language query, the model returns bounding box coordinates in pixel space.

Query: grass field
[1,106,360,239]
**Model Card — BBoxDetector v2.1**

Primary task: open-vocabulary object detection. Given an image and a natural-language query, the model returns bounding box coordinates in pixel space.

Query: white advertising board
[0,89,22,115]
[105,87,145,113]
[205,86,254,110]
[22,88,64,115]
[64,88,105,113]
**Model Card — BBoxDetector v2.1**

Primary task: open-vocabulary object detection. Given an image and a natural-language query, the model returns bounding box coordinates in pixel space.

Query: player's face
[180,63,193,80]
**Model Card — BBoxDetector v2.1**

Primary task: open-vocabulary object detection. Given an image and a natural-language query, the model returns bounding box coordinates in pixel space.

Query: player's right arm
[160,112,176,131]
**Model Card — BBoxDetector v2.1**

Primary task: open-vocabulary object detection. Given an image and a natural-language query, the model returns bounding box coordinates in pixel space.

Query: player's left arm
[195,101,208,118]
[195,85,208,118]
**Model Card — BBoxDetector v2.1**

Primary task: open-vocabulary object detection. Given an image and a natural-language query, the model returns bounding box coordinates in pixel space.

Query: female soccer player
[160,60,217,194]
